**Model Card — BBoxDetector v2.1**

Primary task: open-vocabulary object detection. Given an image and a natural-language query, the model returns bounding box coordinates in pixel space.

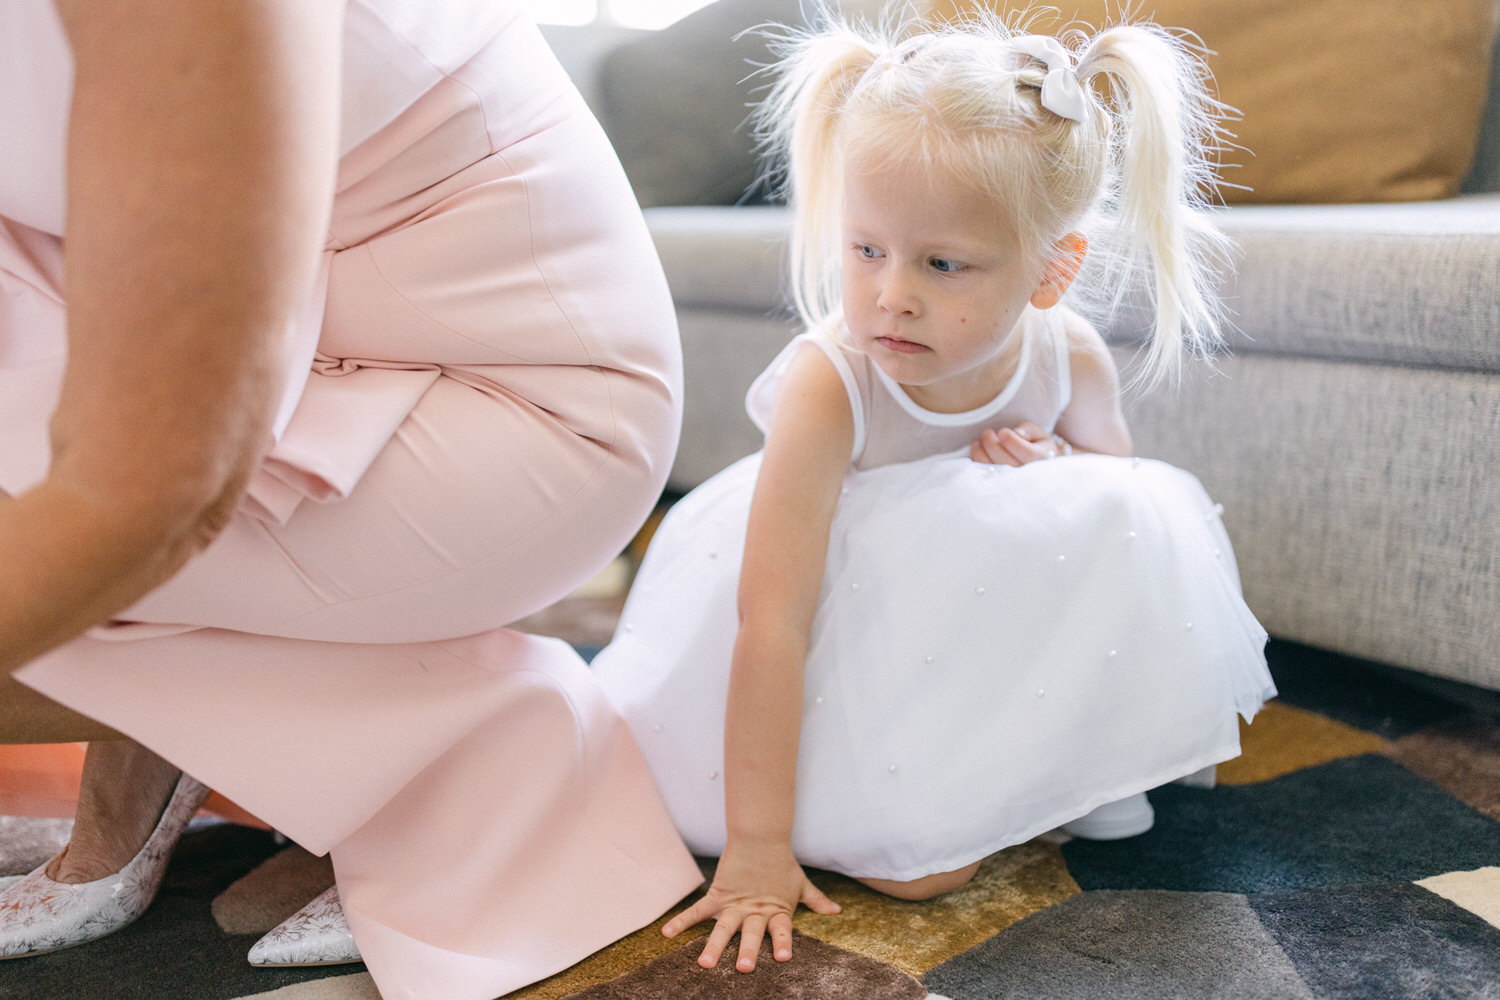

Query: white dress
[593,312,1274,882]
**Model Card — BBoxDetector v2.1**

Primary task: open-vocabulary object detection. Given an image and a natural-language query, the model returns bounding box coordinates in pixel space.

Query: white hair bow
[1012,35,1087,123]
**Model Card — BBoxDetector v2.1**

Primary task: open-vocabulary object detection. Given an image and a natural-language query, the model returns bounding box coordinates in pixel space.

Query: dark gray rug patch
[921,889,1312,1000]
[1062,755,1500,892]
[1249,881,1500,999]
[0,823,360,1000]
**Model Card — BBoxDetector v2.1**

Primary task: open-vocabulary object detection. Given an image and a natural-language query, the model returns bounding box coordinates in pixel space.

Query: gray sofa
[543,14,1500,693]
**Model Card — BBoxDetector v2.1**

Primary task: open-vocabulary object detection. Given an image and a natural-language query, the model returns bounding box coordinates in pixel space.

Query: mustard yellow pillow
[926,0,1497,203]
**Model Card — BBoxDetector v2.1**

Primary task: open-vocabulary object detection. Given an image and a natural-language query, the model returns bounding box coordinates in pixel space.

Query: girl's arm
[0,0,341,677]
[971,312,1132,464]
[662,342,853,971]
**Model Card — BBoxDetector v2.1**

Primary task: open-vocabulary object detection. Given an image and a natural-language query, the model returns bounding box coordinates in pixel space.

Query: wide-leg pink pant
[4,18,702,1000]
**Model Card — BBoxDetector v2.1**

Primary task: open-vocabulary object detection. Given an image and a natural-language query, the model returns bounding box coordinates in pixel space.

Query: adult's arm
[0,0,342,675]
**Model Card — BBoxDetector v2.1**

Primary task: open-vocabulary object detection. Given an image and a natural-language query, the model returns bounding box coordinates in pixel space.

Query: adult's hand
[0,0,342,677]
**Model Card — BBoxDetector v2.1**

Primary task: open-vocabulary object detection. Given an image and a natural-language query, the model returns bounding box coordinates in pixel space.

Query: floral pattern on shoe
[0,774,209,959]
[247,886,361,967]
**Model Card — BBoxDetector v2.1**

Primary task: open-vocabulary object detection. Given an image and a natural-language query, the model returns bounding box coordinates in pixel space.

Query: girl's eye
[930,257,963,273]
[855,244,884,260]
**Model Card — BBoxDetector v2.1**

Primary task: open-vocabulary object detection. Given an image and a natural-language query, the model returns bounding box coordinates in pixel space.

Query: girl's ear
[1030,232,1088,309]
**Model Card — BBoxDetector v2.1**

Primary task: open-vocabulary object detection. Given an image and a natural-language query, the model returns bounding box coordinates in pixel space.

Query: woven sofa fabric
[668,306,795,491]
[647,206,790,313]
[1206,196,1500,372]
[1122,352,1500,692]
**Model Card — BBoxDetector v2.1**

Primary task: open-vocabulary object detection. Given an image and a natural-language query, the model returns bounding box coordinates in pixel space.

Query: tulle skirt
[593,451,1274,881]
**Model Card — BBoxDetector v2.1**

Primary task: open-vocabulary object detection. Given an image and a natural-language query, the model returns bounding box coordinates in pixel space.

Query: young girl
[591,9,1274,973]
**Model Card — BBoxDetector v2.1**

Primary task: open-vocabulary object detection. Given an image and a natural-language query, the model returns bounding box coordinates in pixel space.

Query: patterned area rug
[3,632,1497,999]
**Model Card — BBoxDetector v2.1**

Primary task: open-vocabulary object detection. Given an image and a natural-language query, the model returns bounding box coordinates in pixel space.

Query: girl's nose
[877,273,919,316]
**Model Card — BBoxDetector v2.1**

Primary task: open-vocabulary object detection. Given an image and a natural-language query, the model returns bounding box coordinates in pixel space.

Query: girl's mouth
[875,336,929,354]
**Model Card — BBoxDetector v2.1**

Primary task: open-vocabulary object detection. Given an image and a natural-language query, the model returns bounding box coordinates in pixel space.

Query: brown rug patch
[234,974,381,1000]
[213,845,336,935]
[1217,701,1388,785]
[560,931,926,999]
[510,911,710,1000]
[793,839,1080,976]
[1388,717,1500,821]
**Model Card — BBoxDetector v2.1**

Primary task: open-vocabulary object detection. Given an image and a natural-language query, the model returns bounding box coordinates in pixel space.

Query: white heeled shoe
[1061,791,1155,840]
[0,773,209,959]
[247,885,362,967]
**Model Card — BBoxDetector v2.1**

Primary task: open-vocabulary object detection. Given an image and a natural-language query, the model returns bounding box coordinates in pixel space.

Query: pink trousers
[3,19,701,1000]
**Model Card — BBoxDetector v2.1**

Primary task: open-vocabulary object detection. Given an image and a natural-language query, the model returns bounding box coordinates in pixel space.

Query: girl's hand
[662,839,841,972]
[970,421,1069,466]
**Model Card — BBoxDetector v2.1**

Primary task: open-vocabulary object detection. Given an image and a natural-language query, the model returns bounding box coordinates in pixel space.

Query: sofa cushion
[1204,196,1500,372]
[927,0,1499,204]
[596,0,805,207]
[644,205,790,311]
[1102,194,1500,372]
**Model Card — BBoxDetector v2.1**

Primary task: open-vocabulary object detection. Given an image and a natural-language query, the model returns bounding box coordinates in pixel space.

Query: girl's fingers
[801,879,842,915]
[1001,427,1054,464]
[735,914,768,972]
[698,914,740,969]
[662,898,708,938]
[973,429,1018,466]
[1014,420,1044,441]
[998,430,1032,463]
[673,877,841,972]
[768,912,796,962]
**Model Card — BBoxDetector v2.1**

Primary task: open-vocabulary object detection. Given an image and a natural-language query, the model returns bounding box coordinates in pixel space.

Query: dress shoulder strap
[746,331,869,464]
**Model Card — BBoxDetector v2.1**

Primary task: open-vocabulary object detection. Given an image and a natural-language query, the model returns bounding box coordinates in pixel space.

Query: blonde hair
[753,6,1233,388]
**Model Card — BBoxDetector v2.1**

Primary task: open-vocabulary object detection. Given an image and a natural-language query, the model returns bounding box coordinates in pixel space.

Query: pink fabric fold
[17,627,704,1000]
[245,358,443,525]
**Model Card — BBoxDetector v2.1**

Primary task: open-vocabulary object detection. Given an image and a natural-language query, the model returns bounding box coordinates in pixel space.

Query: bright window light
[609,0,717,29]
[526,0,717,29]
[528,0,598,26]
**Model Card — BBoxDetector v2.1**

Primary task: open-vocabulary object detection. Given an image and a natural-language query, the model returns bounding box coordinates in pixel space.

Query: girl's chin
[871,356,939,390]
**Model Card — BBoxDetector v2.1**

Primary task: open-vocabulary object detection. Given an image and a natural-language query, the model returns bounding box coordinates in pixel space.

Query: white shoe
[1175,764,1218,789]
[1061,792,1155,840]
[247,886,362,967]
[0,773,209,959]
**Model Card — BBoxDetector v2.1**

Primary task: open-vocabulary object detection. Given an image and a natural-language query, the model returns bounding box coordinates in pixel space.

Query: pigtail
[1075,25,1232,389]
[752,16,890,329]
